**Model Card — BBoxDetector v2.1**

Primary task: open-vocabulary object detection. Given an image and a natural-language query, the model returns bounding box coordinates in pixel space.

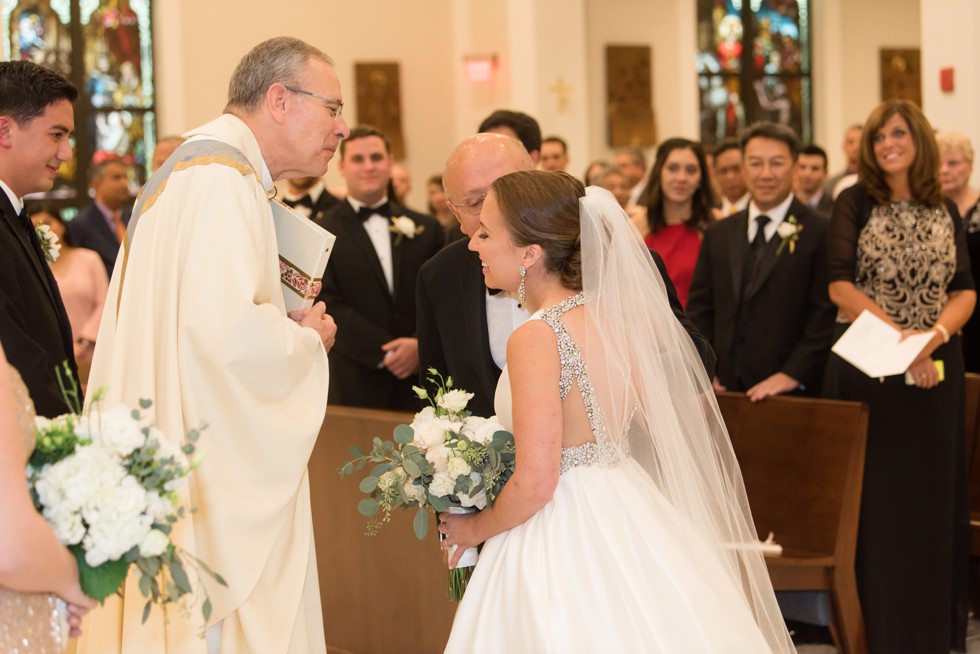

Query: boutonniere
[35,224,61,263]
[390,215,425,245]
[775,215,803,254]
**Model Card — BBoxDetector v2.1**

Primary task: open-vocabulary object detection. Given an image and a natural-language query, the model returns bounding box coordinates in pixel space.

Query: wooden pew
[715,392,869,654]
[308,405,456,654]
[963,374,980,613]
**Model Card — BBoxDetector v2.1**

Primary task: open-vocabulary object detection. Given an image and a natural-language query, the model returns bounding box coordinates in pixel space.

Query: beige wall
[153,0,941,205]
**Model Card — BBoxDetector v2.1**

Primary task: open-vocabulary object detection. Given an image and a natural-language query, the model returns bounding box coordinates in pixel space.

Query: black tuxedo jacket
[286,187,340,224]
[686,198,836,393]
[417,239,717,418]
[0,193,77,417]
[316,200,443,410]
[68,202,131,277]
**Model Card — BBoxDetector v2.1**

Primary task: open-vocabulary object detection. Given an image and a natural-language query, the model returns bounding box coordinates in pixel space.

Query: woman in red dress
[636,139,715,307]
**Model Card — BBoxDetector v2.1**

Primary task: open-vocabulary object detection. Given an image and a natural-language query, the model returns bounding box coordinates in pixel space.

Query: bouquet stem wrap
[442,506,478,601]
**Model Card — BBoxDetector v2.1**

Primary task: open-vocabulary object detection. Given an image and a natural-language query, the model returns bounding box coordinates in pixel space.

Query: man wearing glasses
[79,37,346,654]
[418,132,715,417]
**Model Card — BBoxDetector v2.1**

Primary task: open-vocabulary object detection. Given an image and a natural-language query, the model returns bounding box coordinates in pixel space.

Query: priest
[76,37,348,654]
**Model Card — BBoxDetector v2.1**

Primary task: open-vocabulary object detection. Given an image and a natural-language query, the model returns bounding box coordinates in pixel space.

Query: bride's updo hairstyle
[491,170,586,292]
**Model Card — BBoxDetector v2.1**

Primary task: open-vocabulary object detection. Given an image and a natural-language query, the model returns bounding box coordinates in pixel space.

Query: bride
[438,171,795,652]
[0,341,96,652]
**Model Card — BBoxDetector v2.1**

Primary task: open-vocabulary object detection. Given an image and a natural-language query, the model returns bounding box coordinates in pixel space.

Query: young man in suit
[0,61,78,417]
[794,144,834,216]
[68,158,132,276]
[418,132,716,418]
[316,125,442,411]
[687,121,836,402]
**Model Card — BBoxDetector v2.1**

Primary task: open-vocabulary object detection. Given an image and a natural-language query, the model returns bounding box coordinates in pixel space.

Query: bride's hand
[59,557,97,636]
[438,512,483,569]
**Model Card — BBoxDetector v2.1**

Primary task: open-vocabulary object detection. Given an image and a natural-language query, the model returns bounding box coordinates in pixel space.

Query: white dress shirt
[721,192,751,217]
[486,290,531,370]
[0,179,23,214]
[347,196,394,294]
[746,193,795,243]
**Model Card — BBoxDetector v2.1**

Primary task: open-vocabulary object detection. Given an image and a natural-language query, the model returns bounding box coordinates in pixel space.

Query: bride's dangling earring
[518,266,527,307]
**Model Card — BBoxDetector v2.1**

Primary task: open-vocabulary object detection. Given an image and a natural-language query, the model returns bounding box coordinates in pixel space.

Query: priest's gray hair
[226,37,334,112]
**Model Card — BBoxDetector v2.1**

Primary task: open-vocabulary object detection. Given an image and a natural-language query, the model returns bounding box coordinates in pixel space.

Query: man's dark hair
[542,135,567,153]
[739,121,801,160]
[713,138,742,159]
[0,61,77,125]
[89,158,128,186]
[478,110,542,155]
[799,144,828,169]
[339,125,391,157]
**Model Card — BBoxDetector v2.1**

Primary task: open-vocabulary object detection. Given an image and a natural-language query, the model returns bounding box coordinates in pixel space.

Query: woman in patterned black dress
[824,100,976,653]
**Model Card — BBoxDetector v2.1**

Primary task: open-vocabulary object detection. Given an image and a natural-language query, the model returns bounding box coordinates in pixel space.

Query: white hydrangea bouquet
[27,369,225,624]
[340,368,515,600]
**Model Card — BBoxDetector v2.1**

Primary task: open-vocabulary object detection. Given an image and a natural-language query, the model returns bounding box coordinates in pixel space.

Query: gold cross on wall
[548,75,572,113]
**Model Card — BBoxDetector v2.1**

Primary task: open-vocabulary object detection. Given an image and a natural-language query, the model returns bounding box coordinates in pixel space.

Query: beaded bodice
[537,294,623,474]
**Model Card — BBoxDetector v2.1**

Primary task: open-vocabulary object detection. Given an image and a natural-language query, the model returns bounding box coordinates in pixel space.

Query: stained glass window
[1,0,154,203]
[697,0,811,146]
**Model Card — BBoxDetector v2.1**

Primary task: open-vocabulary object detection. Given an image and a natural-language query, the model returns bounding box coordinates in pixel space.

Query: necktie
[17,206,32,233]
[745,215,770,283]
[112,210,126,243]
[357,201,391,222]
[285,194,315,210]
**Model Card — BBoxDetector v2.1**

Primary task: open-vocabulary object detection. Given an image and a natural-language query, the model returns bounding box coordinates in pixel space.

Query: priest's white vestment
[75,114,329,654]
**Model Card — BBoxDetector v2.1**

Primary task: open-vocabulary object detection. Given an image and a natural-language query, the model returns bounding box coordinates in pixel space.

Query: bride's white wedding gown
[445,296,777,653]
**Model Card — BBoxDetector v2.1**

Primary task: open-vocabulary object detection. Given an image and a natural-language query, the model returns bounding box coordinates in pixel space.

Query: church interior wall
[152,0,972,209]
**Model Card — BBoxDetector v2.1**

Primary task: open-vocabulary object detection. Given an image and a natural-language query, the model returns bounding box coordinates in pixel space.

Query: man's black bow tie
[357,202,391,222]
[285,194,315,210]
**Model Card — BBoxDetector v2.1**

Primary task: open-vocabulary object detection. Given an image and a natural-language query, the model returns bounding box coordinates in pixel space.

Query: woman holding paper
[824,99,975,654]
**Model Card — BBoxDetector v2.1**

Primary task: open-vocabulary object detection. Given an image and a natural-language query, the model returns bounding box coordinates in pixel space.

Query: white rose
[471,415,506,444]
[777,221,797,238]
[425,444,452,472]
[139,529,171,557]
[412,417,457,450]
[391,216,418,238]
[437,389,474,414]
[458,489,488,510]
[403,480,425,504]
[144,491,175,522]
[410,406,436,425]
[428,471,456,498]
[378,468,404,491]
[74,405,147,458]
[446,455,472,479]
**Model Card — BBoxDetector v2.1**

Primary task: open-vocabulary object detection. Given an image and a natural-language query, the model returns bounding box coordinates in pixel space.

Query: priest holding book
[77,37,346,654]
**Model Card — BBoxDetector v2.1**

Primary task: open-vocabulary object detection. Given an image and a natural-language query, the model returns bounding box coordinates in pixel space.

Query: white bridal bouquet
[340,369,515,600]
[28,368,225,624]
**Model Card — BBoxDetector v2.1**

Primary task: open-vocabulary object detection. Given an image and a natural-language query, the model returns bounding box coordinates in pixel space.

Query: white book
[831,310,934,379]
[270,199,336,312]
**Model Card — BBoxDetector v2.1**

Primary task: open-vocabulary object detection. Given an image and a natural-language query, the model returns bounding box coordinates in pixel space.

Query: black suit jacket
[800,191,834,217]
[417,239,717,418]
[68,202,131,276]
[316,200,443,410]
[686,198,836,393]
[285,187,341,224]
[0,193,78,417]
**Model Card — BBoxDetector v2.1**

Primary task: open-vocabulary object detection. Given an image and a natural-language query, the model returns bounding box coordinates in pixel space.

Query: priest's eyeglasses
[283,85,344,118]
[448,193,486,216]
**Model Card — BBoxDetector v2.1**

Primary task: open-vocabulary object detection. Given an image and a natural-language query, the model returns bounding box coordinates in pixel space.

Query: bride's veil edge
[579,186,794,653]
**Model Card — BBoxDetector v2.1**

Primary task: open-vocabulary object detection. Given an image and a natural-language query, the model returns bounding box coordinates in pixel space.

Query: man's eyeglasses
[283,85,344,119]
[448,193,486,216]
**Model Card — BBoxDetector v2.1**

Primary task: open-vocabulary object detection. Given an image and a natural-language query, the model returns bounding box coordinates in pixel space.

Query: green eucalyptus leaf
[358,497,380,516]
[393,424,415,444]
[142,601,152,624]
[429,494,451,512]
[359,476,379,493]
[203,597,213,622]
[402,456,421,478]
[413,507,429,540]
[170,558,193,594]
